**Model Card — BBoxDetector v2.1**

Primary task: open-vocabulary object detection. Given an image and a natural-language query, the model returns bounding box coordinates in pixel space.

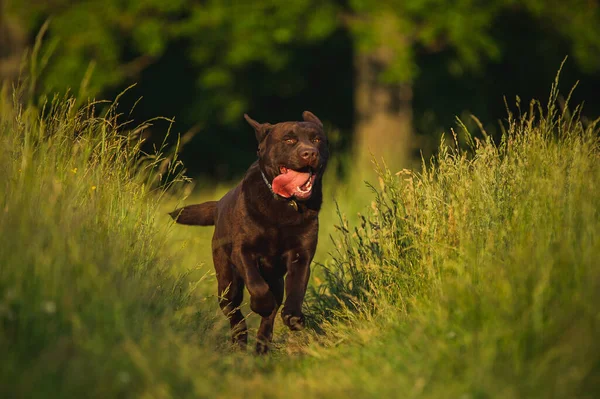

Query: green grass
[1,69,599,398]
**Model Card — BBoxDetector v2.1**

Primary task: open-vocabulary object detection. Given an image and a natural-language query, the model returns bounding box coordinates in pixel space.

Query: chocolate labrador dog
[170,111,328,354]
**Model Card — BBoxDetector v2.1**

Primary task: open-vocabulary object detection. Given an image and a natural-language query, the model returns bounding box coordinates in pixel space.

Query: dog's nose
[299,148,317,163]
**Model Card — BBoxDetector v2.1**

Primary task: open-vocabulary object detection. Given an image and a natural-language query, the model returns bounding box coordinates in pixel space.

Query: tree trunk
[353,48,413,176]
[0,0,25,84]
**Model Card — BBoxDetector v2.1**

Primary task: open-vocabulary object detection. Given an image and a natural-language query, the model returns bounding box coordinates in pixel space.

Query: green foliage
[8,0,337,124]
[347,0,600,81]
[178,1,338,123]
[8,0,189,96]
[8,0,600,122]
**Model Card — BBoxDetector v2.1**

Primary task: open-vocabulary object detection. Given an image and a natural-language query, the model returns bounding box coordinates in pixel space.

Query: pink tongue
[272,170,310,198]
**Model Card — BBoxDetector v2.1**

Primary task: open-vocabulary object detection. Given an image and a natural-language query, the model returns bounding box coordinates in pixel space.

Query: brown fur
[170,111,328,354]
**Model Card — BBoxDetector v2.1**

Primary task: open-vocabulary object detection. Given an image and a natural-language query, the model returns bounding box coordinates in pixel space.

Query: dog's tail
[169,201,217,226]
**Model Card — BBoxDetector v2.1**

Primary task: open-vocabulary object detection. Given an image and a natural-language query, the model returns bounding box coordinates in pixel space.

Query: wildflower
[71,167,78,174]
[91,186,97,191]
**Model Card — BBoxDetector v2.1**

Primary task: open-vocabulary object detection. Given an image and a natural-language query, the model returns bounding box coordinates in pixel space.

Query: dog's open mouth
[272,166,316,200]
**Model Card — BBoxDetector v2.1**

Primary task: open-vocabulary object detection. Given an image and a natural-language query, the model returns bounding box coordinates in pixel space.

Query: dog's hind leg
[219,275,247,349]
[215,250,247,349]
[255,276,284,355]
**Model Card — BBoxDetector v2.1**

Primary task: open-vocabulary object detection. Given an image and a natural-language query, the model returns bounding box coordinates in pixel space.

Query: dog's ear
[244,114,271,142]
[302,111,323,129]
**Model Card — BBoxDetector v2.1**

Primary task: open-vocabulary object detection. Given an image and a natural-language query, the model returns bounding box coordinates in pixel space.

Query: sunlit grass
[307,73,600,397]
[1,65,599,398]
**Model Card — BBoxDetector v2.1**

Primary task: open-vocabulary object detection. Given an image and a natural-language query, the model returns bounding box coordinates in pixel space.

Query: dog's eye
[284,138,297,145]
[312,137,322,143]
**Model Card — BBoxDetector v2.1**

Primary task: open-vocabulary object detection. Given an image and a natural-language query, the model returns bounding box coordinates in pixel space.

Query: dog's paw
[250,292,277,317]
[281,309,305,331]
[231,331,248,351]
[255,339,270,355]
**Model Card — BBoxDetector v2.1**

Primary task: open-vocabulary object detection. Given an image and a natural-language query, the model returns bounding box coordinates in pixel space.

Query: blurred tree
[0,0,25,83]
[343,0,600,169]
[7,1,338,118]
[5,0,600,175]
[6,0,344,177]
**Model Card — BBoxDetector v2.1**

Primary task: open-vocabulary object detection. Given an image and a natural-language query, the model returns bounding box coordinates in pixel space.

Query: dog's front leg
[281,251,312,331]
[238,253,277,317]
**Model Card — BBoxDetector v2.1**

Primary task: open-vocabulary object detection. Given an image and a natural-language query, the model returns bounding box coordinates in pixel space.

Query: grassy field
[1,71,599,398]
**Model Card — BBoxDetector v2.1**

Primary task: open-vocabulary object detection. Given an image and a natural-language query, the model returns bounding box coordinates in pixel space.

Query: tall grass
[0,83,205,397]
[310,74,600,397]
[1,65,598,398]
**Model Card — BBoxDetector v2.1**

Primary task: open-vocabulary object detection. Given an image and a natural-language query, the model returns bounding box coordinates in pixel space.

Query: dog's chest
[255,225,316,272]
[256,249,298,276]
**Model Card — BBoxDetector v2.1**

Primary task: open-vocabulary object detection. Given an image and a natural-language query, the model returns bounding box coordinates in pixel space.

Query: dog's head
[244,111,329,201]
